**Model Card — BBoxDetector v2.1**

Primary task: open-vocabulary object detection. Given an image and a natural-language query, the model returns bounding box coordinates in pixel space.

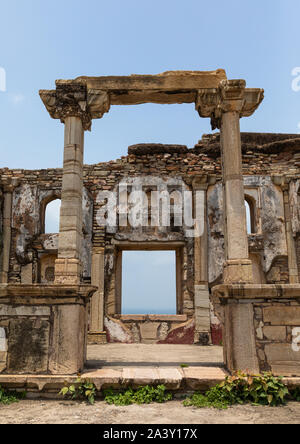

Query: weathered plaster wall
[1,132,300,344]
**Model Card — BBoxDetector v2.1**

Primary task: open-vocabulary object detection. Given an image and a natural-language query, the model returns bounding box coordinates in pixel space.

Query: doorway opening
[122,250,176,315]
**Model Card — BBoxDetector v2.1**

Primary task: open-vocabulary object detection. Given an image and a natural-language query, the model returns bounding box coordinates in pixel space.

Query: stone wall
[254,302,300,376]
[1,132,300,344]
[104,315,195,345]
[0,285,94,375]
[214,284,300,377]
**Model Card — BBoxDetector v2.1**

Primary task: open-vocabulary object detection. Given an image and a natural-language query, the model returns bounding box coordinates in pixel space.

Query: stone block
[263,307,300,326]
[0,327,7,352]
[223,303,259,373]
[21,263,33,284]
[49,305,86,374]
[7,319,50,374]
[87,332,107,345]
[223,259,253,284]
[156,368,182,389]
[263,326,287,341]
[194,287,210,309]
[0,306,50,317]
[265,343,300,363]
[140,322,159,341]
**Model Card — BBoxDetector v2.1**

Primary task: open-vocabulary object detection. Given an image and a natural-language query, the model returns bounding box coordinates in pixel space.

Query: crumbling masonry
[1,70,300,377]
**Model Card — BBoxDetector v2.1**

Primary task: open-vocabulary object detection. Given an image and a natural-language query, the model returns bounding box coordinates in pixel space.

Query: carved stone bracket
[39,82,110,131]
[196,79,264,129]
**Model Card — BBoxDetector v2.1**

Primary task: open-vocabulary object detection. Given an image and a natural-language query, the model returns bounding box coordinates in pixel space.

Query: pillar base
[194,331,211,346]
[223,259,253,284]
[55,258,82,285]
[0,272,8,285]
[88,331,107,345]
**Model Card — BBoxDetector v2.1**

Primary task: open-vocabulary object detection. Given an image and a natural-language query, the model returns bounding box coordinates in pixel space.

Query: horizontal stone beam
[0,284,96,304]
[213,283,300,299]
[73,70,227,91]
[56,70,227,106]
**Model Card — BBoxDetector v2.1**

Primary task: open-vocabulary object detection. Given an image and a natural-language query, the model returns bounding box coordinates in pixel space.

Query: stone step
[1,367,300,398]
[0,366,228,395]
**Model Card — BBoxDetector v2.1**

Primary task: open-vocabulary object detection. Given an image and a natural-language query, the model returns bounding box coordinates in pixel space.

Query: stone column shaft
[90,248,105,333]
[196,79,264,284]
[0,189,12,284]
[55,116,84,284]
[283,188,299,284]
[193,180,210,342]
[220,111,252,284]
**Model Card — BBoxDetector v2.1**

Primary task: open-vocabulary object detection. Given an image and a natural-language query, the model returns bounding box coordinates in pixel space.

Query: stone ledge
[117,315,188,322]
[0,284,97,305]
[0,366,228,394]
[213,284,300,300]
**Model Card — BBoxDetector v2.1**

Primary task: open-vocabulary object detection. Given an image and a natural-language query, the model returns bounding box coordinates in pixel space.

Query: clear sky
[1,0,300,170]
[122,251,176,315]
[1,1,299,313]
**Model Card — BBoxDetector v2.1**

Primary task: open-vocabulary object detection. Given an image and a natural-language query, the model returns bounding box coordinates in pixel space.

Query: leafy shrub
[104,385,173,406]
[184,372,289,410]
[60,377,97,405]
[0,385,26,405]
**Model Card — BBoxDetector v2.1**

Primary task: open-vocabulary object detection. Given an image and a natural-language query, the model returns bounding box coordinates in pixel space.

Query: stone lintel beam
[39,82,110,131]
[213,283,300,300]
[0,284,97,303]
[196,79,264,129]
[50,70,227,106]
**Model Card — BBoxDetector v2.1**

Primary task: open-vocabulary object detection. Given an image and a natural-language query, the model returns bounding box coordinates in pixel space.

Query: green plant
[0,385,26,405]
[60,377,97,405]
[103,385,173,406]
[183,372,289,410]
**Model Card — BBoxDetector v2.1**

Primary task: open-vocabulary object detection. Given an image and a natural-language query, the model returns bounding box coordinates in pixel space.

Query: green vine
[60,377,97,405]
[0,385,26,405]
[183,372,290,410]
[103,385,173,406]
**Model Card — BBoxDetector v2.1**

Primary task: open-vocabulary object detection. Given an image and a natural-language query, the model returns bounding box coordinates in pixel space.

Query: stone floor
[86,344,224,370]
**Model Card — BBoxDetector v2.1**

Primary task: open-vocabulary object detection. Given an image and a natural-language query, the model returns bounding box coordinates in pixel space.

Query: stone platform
[1,344,300,396]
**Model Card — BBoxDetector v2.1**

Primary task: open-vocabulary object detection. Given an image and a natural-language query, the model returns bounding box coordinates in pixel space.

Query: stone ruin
[1,70,300,377]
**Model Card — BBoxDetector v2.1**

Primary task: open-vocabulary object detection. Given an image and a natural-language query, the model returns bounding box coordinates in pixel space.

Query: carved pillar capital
[39,82,110,131]
[192,175,209,191]
[195,79,264,129]
[1,178,20,194]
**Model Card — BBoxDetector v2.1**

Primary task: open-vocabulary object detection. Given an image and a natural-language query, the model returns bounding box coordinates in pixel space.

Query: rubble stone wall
[1,132,300,344]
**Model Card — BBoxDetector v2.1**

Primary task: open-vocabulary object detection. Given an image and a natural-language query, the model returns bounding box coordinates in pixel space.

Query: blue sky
[1,1,299,313]
[1,0,300,170]
[122,251,176,315]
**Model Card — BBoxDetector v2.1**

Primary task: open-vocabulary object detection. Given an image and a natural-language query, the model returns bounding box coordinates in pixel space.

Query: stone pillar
[39,83,110,285]
[192,177,210,344]
[0,183,15,284]
[282,183,299,284]
[88,248,107,344]
[196,80,264,284]
[55,116,85,284]
[219,81,253,284]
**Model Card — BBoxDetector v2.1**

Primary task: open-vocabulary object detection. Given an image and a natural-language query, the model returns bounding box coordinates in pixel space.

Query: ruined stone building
[1,71,300,377]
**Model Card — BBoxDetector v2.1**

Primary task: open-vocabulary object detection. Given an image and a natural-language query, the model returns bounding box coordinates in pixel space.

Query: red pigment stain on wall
[211,324,223,346]
[158,320,195,345]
